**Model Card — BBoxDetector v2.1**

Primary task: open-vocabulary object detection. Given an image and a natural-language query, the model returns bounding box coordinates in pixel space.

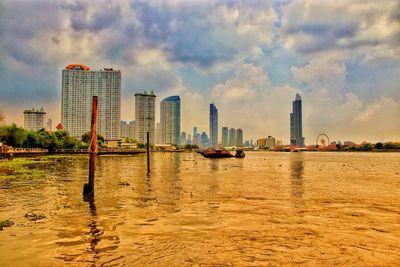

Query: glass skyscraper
[160,96,181,145]
[236,128,243,147]
[290,93,305,146]
[228,128,236,146]
[221,127,228,147]
[209,103,218,147]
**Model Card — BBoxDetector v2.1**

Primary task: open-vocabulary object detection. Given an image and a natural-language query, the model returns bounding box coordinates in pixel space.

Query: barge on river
[202,148,245,158]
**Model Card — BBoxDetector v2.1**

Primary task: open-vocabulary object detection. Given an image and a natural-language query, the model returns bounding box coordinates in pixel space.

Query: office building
[128,121,136,139]
[47,118,52,131]
[209,103,218,147]
[187,134,192,145]
[23,107,46,131]
[135,91,156,143]
[181,132,187,146]
[200,132,209,148]
[120,121,128,137]
[228,128,236,146]
[221,127,228,147]
[236,128,243,147]
[160,96,181,145]
[266,136,276,149]
[290,93,305,146]
[61,64,121,140]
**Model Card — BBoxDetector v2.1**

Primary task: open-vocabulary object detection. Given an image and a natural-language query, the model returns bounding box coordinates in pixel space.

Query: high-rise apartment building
[135,91,156,144]
[61,64,121,140]
[236,128,243,147]
[46,118,52,131]
[160,96,181,145]
[23,107,46,131]
[128,121,136,139]
[290,93,305,146]
[209,103,218,147]
[266,136,276,149]
[221,127,228,147]
[120,121,128,137]
[155,122,161,144]
[228,128,236,146]
[181,132,187,145]
[200,132,209,148]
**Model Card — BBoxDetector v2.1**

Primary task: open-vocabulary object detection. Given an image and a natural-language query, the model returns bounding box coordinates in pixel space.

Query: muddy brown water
[0,152,399,266]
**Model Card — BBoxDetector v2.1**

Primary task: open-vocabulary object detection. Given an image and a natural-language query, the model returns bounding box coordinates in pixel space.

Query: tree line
[0,124,104,153]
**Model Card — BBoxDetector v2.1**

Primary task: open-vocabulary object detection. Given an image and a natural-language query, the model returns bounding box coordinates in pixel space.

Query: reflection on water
[290,154,305,201]
[83,195,102,265]
[1,152,400,266]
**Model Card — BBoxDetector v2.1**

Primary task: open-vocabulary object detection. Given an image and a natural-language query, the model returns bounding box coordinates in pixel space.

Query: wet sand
[0,152,399,266]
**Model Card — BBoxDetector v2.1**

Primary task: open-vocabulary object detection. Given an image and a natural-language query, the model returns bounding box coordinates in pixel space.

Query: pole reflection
[290,154,305,207]
[83,195,102,265]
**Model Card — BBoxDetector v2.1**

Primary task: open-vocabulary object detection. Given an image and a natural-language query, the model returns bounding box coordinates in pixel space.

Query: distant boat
[234,149,245,158]
[203,148,233,158]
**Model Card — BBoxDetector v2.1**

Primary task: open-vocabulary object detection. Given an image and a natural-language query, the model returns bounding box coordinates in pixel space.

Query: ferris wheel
[316,133,330,147]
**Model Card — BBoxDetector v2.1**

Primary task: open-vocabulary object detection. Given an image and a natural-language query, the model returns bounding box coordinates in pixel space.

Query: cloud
[291,55,346,89]
[281,0,400,61]
[212,64,301,140]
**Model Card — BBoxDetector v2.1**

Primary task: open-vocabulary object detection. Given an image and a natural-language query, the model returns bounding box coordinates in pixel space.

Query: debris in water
[119,181,130,186]
[24,211,46,222]
[0,220,14,230]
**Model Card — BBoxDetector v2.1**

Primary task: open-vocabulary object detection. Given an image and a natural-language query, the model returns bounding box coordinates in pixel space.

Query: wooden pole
[147,131,150,173]
[83,96,98,196]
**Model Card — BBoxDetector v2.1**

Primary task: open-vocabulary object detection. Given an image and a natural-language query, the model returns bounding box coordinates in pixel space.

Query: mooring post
[147,131,150,173]
[83,96,98,196]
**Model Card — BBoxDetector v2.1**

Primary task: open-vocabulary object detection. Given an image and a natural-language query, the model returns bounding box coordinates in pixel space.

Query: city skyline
[1,1,399,143]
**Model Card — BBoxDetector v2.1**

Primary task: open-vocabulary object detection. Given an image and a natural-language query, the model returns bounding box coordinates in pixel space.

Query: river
[0,152,399,266]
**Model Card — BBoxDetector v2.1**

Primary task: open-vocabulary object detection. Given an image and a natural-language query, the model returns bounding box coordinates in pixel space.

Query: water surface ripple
[1,152,399,266]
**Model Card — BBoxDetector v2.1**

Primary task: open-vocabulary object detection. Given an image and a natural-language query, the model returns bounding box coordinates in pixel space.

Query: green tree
[0,124,27,147]
[81,132,105,148]
[374,142,383,149]
[137,142,146,148]
[360,142,373,151]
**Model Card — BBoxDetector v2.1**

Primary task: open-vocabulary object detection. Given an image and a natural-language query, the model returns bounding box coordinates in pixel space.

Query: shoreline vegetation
[1,124,399,157]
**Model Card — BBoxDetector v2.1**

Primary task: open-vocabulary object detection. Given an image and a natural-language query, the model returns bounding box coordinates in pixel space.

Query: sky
[0,0,399,144]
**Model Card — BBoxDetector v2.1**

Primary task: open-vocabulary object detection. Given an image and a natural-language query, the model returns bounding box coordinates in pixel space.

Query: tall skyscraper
[128,121,136,139]
[236,128,243,147]
[120,121,128,137]
[181,132,186,145]
[187,134,192,145]
[290,93,305,146]
[155,122,161,144]
[61,64,121,140]
[135,91,156,144]
[46,118,52,131]
[200,132,209,148]
[228,128,236,146]
[160,96,181,145]
[209,103,218,147]
[221,127,228,147]
[23,107,46,131]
